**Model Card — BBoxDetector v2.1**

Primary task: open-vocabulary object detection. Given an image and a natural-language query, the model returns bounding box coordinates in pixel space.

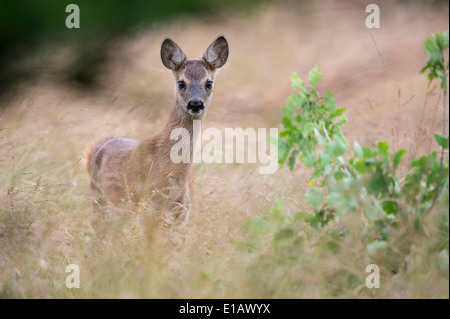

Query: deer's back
[87,137,138,204]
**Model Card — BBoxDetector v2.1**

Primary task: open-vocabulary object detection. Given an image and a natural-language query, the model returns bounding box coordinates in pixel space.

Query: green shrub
[241,30,449,298]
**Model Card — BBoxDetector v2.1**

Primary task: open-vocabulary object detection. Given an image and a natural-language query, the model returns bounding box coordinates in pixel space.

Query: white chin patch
[188,109,203,116]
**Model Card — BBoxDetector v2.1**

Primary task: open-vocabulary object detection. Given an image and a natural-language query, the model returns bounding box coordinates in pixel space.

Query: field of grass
[0,1,448,298]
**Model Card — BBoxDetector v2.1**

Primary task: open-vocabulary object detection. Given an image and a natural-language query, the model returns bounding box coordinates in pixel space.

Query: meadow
[0,1,448,298]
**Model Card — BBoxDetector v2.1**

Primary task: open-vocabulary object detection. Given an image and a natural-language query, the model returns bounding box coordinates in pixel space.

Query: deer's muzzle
[187,100,204,115]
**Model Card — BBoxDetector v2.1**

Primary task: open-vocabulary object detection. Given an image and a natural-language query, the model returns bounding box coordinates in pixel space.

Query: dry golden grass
[0,1,448,298]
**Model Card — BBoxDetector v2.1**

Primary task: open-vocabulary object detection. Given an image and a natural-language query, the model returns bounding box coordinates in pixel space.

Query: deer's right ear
[161,39,186,70]
[203,36,229,70]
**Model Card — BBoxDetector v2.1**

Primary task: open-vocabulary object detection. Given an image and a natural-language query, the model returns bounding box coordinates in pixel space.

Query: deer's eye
[205,81,213,91]
[178,81,186,90]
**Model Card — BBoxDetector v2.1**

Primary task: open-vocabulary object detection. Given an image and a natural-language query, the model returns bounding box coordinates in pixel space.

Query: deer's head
[161,36,229,118]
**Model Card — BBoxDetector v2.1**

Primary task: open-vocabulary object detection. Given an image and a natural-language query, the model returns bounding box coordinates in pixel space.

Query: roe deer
[86,36,229,226]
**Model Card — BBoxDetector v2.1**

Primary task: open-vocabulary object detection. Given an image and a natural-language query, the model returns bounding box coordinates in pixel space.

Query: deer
[86,36,229,229]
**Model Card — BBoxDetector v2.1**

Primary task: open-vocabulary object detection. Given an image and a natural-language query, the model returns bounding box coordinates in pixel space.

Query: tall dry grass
[0,1,448,298]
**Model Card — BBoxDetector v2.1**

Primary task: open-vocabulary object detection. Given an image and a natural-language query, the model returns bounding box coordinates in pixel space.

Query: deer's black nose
[187,100,204,114]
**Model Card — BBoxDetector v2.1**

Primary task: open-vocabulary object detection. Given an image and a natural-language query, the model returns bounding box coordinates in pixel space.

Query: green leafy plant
[278,66,348,175]
[420,29,449,211]
[420,28,449,89]
[242,31,449,296]
[277,29,449,237]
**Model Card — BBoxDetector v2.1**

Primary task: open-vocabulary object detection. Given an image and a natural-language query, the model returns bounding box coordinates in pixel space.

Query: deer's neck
[130,105,201,201]
[160,106,201,164]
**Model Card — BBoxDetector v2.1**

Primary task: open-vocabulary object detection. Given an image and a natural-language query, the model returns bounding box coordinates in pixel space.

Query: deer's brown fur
[86,36,229,225]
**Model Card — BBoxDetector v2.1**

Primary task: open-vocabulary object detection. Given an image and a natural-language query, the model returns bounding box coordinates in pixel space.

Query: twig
[369,30,384,67]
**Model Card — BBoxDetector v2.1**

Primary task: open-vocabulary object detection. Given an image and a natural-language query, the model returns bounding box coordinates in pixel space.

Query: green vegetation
[242,29,449,297]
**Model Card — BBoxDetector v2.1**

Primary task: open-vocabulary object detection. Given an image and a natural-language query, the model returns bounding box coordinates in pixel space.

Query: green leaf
[421,30,448,86]
[327,191,358,213]
[443,28,449,50]
[305,188,323,208]
[433,32,445,50]
[291,73,304,90]
[278,138,291,164]
[354,141,364,157]
[368,171,390,195]
[434,134,449,150]
[424,38,441,62]
[324,90,337,113]
[313,127,326,145]
[310,169,323,181]
[393,149,407,170]
[382,200,398,216]
[377,141,390,164]
[285,94,302,112]
[437,70,448,89]
[309,65,322,90]
[300,150,316,168]
[419,64,429,74]
[288,149,299,170]
[329,107,347,120]
[349,158,367,174]
[428,69,439,82]
[325,136,347,158]
[335,115,347,127]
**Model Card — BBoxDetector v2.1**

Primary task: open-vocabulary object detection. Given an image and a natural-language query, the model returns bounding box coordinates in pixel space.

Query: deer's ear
[161,39,186,70]
[203,36,229,69]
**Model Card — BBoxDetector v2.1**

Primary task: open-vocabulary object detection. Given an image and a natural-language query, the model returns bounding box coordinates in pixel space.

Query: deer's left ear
[161,38,186,70]
[203,36,229,69]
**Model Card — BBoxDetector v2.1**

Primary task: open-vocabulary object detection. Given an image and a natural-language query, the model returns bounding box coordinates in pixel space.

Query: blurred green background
[0,0,264,96]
